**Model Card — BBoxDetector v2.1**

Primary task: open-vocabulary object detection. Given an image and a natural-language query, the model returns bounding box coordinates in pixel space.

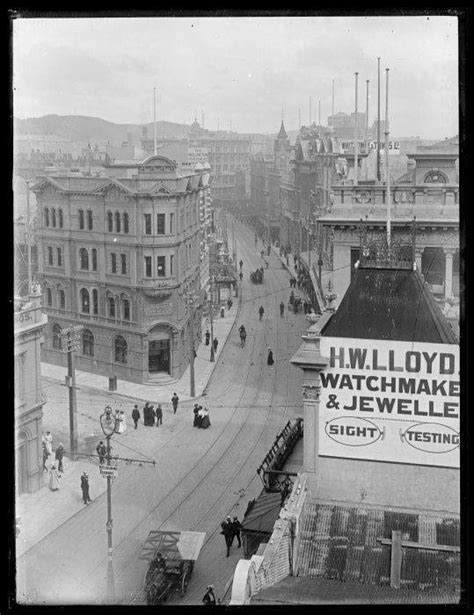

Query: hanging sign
[100,464,118,479]
[318,337,460,468]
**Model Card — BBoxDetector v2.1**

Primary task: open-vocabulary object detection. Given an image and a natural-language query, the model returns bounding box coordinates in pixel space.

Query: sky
[12,15,459,139]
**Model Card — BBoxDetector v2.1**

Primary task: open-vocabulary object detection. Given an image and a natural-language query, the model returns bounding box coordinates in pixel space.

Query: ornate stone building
[33,155,204,384]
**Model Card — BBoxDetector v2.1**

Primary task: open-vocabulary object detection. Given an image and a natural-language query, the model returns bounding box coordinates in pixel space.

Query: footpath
[17,303,240,562]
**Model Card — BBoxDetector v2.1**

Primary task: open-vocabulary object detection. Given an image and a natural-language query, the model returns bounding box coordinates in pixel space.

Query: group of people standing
[205,330,219,354]
[220,515,243,557]
[193,404,211,429]
[132,393,180,429]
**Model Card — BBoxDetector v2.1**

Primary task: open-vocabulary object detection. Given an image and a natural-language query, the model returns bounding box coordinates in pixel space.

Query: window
[59,289,65,309]
[46,288,52,306]
[82,329,94,356]
[115,211,121,233]
[48,246,54,265]
[121,254,127,275]
[51,208,57,227]
[108,296,116,318]
[57,247,62,267]
[114,335,127,363]
[123,212,129,234]
[92,289,98,315]
[157,256,166,277]
[123,298,130,321]
[80,248,89,270]
[58,209,64,228]
[170,254,174,276]
[169,213,174,234]
[144,213,152,235]
[87,210,93,230]
[144,256,152,277]
[52,324,62,349]
[107,211,113,232]
[79,209,85,229]
[92,249,98,271]
[157,213,165,234]
[45,208,50,227]
[111,252,117,274]
[80,288,90,313]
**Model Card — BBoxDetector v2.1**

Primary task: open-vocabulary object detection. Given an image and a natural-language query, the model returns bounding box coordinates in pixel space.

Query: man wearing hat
[220,516,234,557]
[132,404,140,429]
[80,472,92,505]
[231,516,243,548]
[202,584,216,605]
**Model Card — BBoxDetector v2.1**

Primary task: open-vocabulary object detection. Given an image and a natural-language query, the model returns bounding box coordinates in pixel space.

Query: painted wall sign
[318,337,459,468]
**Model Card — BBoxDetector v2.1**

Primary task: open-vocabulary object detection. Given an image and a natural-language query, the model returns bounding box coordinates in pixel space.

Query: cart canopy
[140,530,206,562]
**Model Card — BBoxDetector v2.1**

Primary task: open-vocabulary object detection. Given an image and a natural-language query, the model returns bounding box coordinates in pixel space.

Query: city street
[17,218,309,605]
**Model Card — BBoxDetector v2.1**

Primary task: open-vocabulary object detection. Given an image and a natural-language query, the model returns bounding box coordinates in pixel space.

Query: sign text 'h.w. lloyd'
[318,338,460,468]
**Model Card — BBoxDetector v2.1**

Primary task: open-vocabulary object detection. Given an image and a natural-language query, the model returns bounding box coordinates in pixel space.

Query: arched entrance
[148,325,172,375]
[16,431,29,495]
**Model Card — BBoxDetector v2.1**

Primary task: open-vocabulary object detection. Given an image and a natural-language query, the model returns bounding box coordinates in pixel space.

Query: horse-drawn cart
[250,269,264,284]
[140,530,206,604]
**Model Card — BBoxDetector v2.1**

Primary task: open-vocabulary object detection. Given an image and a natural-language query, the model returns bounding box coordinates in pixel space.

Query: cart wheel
[181,563,191,596]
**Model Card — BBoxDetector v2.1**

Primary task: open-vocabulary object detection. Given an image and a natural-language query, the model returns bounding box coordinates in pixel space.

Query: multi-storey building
[33,155,204,384]
[15,285,48,494]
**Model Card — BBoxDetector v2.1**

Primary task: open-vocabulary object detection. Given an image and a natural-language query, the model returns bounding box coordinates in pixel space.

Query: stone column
[290,316,329,496]
[444,248,454,299]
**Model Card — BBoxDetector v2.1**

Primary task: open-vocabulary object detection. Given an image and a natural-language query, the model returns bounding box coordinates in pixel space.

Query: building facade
[33,155,204,384]
[15,286,48,494]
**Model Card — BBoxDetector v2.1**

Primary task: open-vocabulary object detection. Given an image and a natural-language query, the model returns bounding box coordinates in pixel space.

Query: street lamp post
[209,276,215,362]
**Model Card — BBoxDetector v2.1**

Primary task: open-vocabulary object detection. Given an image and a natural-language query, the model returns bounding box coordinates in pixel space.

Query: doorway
[16,434,28,495]
[148,340,170,374]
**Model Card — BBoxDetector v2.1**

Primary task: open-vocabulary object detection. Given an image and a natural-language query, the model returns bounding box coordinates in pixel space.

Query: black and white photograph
[12,11,464,606]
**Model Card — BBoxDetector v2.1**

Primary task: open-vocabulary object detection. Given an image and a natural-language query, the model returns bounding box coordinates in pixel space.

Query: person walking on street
[48,465,61,491]
[43,431,53,457]
[239,259,243,270]
[221,516,234,557]
[239,271,243,281]
[55,443,65,473]
[280,301,285,317]
[267,349,275,367]
[149,405,156,427]
[171,393,179,414]
[193,404,200,427]
[213,338,219,353]
[96,441,107,465]
[205,329,210,346]
[132,405,140,429]
[227,297,233,310]
[143,402,150,426]
[81,472,92,505]
[258,305,264,321]
[202,585,217,605]
[155,404,163,426]
[231,516,243,548]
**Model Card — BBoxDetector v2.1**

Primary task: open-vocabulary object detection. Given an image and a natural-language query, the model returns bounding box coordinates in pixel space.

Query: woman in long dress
[49,465,61,491]
[199,407,211,429]
[267,349,275,366]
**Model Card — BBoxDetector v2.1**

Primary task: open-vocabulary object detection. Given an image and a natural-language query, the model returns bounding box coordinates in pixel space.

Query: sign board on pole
[318,338,459,468]
[100,464,118,479]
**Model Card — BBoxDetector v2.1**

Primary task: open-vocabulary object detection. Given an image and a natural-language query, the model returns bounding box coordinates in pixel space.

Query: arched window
[48,246,54,265]
[80,248,89,270]
[79,209,85,229]
[92,248,98,271]
[92,288,98,315]
[51,208,57,227]
[58,209,64,228]
[114,336,127,363]
[87,210,93,230]
[122,298,130,321]
[107,211,113,232]
[46,288,53,306]
[80,288,90,313]
[115,211,121,233]
[82,329,94,356]
[59,289,66,309]
[45,208,50,227]
[123,212,129,234]
[52,324,62,349]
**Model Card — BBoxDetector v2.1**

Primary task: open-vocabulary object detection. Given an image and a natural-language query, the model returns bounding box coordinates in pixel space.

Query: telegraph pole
[61,324,83,461]
[184,290,199,396]
[209,276,215,362]
[377,57,381,182]
[354,72,359,187]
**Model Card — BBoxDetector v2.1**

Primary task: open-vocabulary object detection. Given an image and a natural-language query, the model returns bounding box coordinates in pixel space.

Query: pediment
[30,177,65,194]
[152,183,174,195]
[93,179,133,197]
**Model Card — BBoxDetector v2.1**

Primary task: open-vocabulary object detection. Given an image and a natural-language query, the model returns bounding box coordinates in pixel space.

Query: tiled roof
[321,266,458,344]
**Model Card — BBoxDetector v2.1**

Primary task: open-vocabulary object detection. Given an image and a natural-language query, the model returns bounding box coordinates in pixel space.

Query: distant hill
[14,115,190,145]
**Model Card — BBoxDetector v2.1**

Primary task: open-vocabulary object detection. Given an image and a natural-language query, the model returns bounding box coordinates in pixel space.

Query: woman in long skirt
[267,349,274,367]
[49,465,61,491]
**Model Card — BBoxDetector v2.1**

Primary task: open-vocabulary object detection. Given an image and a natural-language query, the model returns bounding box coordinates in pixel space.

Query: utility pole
[377,57,381,182]
[354,72,359,187]
[97,406,155,603]
[184,290,199,396]
[209,276,215,362]
[385,67,391,250]
[61,325,83,461]
[25,179,32,295]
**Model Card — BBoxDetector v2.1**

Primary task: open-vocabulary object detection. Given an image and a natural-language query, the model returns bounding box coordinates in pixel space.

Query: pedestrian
[96,441,107,464]
[227,298,233,310]
[55,443,65,473]
[48,465,61,491]
[202,585,217,605]
[43,430,53,456]
[42,443,49,471]
[280,301,285,317]
[258,305,264,321]
[260,249,264,259]
[132,405,140,429]
[193,403,200,427]
[205,329,210,346]
[239,271,243,281]
[220,305,225,318]
[143,402,150,426]
[213,338,218,353]
[155,404,163,426]
[199,407,211,429]
[221,516,234,557]
[149,405,156,427]
[171,393,179,414]
[290,290,295,305]
[239,259,243,270]
[81,472,92,505]
[231,516,243,548]
[267,349,274,366]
